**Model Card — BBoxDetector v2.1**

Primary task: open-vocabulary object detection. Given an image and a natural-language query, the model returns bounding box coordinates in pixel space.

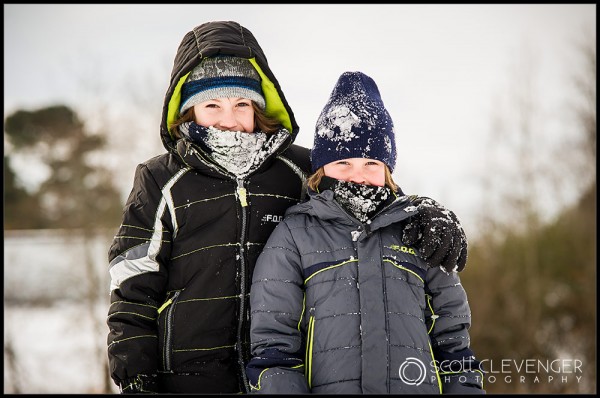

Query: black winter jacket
[107,21,310,394]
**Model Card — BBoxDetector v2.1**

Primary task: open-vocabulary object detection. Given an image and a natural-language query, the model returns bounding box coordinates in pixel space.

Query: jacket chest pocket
[383,258,427,316]
[157,290,182,371]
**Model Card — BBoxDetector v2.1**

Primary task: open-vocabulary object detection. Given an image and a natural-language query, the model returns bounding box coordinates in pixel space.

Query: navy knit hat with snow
[311,71,397,172]
[180,56,265,113]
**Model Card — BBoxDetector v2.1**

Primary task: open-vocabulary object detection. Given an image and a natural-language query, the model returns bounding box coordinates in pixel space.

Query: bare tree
[467,27,596,394]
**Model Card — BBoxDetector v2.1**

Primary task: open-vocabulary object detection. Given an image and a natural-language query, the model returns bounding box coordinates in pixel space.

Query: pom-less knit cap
[311,71,397,172]
[179,56,265,113]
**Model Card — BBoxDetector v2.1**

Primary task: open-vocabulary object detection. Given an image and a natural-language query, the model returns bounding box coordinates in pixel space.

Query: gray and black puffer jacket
[107,21,310,393]
[248,189,485,394]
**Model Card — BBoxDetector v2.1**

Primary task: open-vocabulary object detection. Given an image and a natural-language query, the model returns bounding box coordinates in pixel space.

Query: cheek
[193,109,215,127]
[239,110,256,132]
[241,116,255,132]
[367,170,386,186]
[323,166,344,180]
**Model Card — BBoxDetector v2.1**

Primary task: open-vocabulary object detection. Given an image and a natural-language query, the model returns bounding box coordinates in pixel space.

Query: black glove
[402,196,468,272]
[119,373,158,394]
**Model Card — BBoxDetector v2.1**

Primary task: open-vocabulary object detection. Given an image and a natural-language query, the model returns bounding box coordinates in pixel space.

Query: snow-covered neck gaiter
[323,177,393,223]
[180,122,287,178]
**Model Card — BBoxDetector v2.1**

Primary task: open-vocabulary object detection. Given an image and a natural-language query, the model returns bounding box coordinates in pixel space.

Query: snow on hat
[310,71,397,172]
[179,56,265,113]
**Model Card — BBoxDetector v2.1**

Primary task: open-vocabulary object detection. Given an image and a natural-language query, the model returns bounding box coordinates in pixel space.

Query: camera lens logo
[398,357,427,386]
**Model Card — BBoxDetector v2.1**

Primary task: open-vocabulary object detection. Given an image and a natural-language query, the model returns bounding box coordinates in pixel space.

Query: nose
[217,108,238,130]
[347,172,366,185]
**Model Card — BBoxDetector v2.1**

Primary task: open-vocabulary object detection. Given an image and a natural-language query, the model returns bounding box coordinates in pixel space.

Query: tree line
[3,32,595,394]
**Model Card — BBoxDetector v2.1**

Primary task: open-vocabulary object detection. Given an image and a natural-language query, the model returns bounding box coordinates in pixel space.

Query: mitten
[402,196,468,272]
[119,373,158,394]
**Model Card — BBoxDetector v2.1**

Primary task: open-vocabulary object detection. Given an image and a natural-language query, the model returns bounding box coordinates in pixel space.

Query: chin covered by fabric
[329,179,393,223]
[180,122,288,178]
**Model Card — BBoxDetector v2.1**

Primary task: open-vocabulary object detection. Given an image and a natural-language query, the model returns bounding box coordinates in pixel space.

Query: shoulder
[141,151,186,170]
[136,152,189,186]
[280,144,311,174]
[140,152,169,168]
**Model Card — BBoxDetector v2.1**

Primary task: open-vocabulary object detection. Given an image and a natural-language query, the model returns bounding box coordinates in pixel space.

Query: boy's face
[323,158,386,187]
[193,97,255,133]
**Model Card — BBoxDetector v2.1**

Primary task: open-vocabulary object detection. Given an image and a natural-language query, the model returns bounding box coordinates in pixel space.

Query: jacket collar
[288,188,418,238]
[176,129,293,179]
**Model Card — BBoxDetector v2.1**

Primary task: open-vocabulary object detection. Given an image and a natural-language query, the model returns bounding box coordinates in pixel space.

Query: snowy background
[4,230,119,393]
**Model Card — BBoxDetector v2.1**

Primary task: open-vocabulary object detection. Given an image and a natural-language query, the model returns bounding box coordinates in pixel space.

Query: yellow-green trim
[297,293,306,330]
[108,334,157,347]
[179,294,240,304]
[171,242,238,260]
[425,294,438,334]
[383,259,425,283]
[428,341,443,394]
[305,314,315,388]
[173,193,236,210]
[173,343,236,352]
[250,364,307,392]
[108,300,158,310]
[157,298,173,314]
[248,58,293,134]
[107,311,156,321]
[475,369,485,389]
[305,259,358,284]
[250,368,270,391]
[166,72,190,139]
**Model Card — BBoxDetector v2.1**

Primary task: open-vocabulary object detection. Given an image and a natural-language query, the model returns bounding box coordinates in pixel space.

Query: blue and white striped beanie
[179,56,265,113]
[311,71,397,172]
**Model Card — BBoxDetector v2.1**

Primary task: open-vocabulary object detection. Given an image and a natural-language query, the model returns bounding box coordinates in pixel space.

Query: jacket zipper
[191,145,272,391]
[159,290,181,371]
[236,178,250,391]
[305,307,316,389]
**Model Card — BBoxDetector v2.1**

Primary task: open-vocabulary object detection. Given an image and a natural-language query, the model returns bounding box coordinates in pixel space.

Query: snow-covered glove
[119,373,158,394]
[402,196,468,272]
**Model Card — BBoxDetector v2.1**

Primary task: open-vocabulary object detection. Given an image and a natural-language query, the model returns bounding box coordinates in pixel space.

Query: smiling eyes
[335,160,382,167]
[204,100,251,109]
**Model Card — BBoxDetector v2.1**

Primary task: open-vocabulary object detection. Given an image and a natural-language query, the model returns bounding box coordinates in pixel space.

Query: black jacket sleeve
[106,163,171,388]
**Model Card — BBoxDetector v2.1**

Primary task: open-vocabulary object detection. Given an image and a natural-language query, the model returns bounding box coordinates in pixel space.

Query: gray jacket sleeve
[425,267,485,394]
[247,220,310,394]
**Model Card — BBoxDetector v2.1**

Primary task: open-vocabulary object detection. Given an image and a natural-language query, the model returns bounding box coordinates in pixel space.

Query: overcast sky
[4,4,595,235]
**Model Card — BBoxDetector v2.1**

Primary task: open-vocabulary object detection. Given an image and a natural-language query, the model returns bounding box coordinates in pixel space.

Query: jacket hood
[160,21,299,153]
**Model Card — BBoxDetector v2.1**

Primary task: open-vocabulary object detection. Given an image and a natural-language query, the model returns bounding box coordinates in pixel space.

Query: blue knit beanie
[180,56,265,113]
[311,71,396,172]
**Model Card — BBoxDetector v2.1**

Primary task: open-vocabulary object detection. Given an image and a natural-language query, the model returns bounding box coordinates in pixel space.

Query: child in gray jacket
[247,71,485,394]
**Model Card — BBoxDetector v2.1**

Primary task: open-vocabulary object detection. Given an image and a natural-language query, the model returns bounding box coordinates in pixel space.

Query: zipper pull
[157,298,173,315]
[237,180,248,207]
